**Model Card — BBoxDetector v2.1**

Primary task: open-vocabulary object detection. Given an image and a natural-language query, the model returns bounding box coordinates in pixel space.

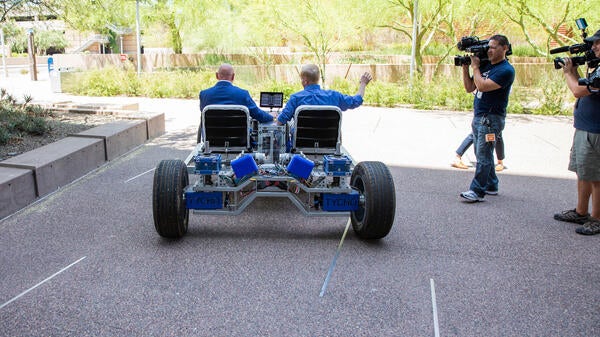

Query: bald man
[198,64,275,142]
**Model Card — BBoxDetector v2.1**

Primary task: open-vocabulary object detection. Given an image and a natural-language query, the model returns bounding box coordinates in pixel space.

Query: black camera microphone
[550,46,570,54]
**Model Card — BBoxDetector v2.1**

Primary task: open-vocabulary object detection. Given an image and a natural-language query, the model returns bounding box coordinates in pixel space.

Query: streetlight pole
[410,0,418,82]
[27,29,37,81]
[0,25,7,78]
[136,0,142,76]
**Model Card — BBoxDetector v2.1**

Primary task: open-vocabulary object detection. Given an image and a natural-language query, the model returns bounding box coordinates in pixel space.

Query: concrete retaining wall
[71,120,148,161]
[0,167,37,218]
[0,110,165,219]
[0,137,105,197]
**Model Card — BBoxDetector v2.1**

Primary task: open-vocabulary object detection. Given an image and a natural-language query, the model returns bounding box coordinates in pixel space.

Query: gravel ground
[0,112,122,161]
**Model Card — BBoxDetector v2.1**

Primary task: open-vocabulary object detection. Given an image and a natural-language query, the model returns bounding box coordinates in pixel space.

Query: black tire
[153,159,189,238]
[350,161,396,239]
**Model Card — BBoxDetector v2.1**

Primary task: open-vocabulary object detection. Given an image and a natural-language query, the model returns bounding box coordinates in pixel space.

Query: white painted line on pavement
[430,278,440,337]
[125,168,155,183]
[0,256,87,310]
[319,218,351,297]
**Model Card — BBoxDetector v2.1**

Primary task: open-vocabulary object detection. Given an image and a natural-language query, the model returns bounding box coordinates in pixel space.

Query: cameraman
[459,35,515,203]
[553,30,600,235]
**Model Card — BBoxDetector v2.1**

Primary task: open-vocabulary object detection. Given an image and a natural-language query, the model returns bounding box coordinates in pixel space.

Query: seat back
[293,105,342,154]
[201,105,250,152]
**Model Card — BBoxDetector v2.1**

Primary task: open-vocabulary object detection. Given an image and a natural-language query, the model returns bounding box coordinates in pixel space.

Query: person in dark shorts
[553,29,600,235]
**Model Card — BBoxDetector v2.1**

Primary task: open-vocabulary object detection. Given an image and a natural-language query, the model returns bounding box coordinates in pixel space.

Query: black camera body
[553,55,589,69]
[454,36,490,66]
[551,18,599,70]
[551,43,597,69]
[578,68,600,93]
[551,18,600,92]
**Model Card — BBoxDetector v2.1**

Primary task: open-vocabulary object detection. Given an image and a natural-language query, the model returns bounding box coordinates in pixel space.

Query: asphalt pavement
[0,73,598,336]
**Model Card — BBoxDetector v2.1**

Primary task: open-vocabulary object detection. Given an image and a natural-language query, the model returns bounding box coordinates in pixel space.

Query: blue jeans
[469,115,505,197]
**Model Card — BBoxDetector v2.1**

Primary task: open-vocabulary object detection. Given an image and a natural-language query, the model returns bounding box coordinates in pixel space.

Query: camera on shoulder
[550,18,599,70]
[454,36,489,67]
[453,36,512,67]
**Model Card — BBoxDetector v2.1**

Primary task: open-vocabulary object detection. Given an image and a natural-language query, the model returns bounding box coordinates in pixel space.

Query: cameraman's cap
[584,29,600,43]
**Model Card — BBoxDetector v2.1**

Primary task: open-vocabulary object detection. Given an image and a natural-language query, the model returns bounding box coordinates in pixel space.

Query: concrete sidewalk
[0,73,577,180]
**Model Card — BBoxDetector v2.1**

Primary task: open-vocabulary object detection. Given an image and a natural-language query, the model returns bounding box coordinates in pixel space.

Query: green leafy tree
[143,0,183,53]
[275,0,365,84]
[42,0,133,36]
[0,0,36,22]
[498,0,592,56]
[380,0,452,74]
[10,28,68,55]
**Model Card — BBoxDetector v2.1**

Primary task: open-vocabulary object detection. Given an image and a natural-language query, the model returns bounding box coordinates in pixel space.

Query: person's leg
[591,181,600,219]
[468,117,495,197]
[456,133,474,157]
[495,132,504,160]
[576,180,600,235]
[554,177,591,223]
[555,130,593,223]
[495,132,505,171]
[484,116,504,193]
[452,134,473,169]
[576,179,592,216]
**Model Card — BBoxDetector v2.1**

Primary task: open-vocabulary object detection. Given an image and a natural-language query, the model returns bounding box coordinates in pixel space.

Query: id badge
[485,133,496,142]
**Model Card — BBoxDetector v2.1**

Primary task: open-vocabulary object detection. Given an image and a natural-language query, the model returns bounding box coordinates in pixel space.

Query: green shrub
[204,54,233,66]
[254,80,302,101]
[365,81,405,107]
[69,67,217,99]
[67,67,138,96]
[0,89,50,145]
[510,44,539,57]
[62,67,575,115]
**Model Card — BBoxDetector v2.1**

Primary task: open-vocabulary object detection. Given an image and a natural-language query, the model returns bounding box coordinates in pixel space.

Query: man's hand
[561,57,578,75]
[357,72,372,98]
[562,57,590,98]
[469,55,481,69]
[360,72,372,85]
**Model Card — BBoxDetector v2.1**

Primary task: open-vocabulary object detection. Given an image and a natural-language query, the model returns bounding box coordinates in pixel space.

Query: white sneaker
[460,190,484,202]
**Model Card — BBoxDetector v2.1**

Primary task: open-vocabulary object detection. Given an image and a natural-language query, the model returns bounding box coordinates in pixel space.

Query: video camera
[550,18,599,70]
[454,36,490,67]
[578,68,600,93]
[454,36,513,67]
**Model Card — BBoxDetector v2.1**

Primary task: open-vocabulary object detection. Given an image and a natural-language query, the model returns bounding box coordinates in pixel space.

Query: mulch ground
[0,112,122,161]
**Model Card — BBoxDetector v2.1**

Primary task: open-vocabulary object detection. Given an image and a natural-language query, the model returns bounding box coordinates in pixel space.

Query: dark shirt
[473,59,515,117]
[574,91,600,134]
[277,84,363,124]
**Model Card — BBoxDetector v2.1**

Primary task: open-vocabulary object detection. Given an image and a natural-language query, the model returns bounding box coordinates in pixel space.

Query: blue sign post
[47,56,54,73]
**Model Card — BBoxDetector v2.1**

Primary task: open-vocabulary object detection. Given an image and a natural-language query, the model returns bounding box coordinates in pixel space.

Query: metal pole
[27,29,37,81]
[410,0,418,81]
[136,0,142,76]
[0,26,7,78]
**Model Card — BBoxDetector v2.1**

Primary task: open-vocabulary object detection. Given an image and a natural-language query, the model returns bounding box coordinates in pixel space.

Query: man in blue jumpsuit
[459,35,515,202]
[198,63,275,142]
[276,64,372,125]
